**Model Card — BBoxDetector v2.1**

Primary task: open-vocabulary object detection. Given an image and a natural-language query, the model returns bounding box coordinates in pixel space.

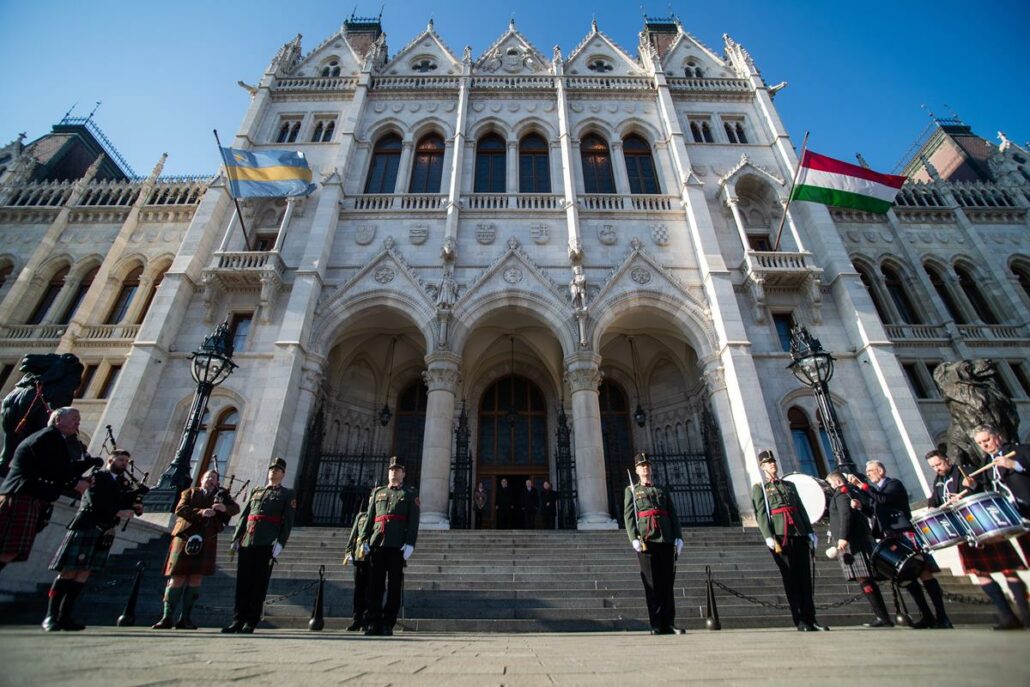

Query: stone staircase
[2,527,996,631]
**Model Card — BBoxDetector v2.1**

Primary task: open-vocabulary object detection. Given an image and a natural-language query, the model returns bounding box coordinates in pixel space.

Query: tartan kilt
[838,549,874,581]
[49,527,114,572]
[164,533,218,577]
[958,537,1028,576]
[0,494,45,561]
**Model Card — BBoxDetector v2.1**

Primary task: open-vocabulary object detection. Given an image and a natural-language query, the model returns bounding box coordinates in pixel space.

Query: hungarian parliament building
[1,15,1028,530]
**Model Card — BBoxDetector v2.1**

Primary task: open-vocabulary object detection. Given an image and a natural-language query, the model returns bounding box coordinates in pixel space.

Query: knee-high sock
[905,581,934,621]
[60,581,85,619]
[45,578,70,619]
[181,587,199,617]
[862,581,890,621]
[922,578,949,622]
[163,584,184,618]
[981,580,1016,624]
[1006,579,1030,625]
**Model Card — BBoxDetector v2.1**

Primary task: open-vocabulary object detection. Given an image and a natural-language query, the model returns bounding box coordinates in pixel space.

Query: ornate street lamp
[628,337,647,428]
[378,337,397,427]
[787,325,855,472]
[145,321,238,512]
[504,336,520,427]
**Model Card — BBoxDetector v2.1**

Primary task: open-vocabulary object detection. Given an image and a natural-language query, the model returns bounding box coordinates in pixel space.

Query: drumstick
[967,451,1017,479]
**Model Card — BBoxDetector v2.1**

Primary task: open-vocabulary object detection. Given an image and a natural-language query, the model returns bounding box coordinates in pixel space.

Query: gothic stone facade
[1,17,1028,529]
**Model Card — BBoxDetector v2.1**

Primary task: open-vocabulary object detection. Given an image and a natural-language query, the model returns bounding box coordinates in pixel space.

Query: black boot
[981,580,1022,630]
[346,617,363,631]
[922,578,952,629]
[861,582,893,627]
[59,581,86,631]
[42,578,69,631]
[905,582,935,628]
[1006,579,1030,628]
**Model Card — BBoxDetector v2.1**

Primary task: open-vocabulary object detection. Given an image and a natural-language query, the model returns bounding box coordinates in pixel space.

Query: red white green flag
[790,151,906,214]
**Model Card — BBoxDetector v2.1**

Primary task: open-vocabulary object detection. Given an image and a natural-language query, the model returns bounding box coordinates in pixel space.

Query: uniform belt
[771,506,799,547]
[374,514,407,537]
[638,508,668,541]
[247,515,282,524]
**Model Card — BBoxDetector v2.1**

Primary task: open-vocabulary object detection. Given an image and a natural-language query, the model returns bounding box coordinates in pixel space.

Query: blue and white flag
[219,147,316,198]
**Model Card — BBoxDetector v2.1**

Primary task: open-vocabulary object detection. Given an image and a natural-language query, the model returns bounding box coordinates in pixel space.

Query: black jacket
[68,469,135,531]
[828,487,875,554]
[928,464,980,508]
[986,443,1030,517]
[522,487,539,512]
[858,476,913,538]
[0,426,97,502]
[541,488,557,514]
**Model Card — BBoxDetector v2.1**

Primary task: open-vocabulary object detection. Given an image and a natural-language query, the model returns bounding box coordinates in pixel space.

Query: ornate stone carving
[476,223,496,244]
[374,266,395,284]
[530,224,549,244]
[597,224,617,245]
[423,358,462,392]
[650,224,669,246]
[630,267,652,284]
[355,224,376,245]
[503,267,524,284]
[409,223,428,245]
[563,364,603,393]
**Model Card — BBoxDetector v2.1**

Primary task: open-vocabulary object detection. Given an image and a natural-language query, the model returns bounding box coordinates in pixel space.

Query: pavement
[0,625,1027,687]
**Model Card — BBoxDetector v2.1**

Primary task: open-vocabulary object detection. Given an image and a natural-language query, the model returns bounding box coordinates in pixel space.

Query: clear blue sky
[1,1,1026,177]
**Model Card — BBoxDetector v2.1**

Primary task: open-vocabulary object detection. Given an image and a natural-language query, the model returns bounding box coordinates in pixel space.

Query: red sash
[374,514,408,537]
[771,506,799,547]
[638,508,669,541]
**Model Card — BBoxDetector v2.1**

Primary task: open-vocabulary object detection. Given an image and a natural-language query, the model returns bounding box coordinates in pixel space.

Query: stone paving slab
[0,626,1026,687]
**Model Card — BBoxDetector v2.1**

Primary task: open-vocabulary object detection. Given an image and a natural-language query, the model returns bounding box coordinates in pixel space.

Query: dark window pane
[581,135,615,194]
[531,417,547,464]
[98,365,121,399]
[475,134,506,192]
[773,314,794,352]
[497,420,511,464]
[364,135,402,194]
[512,377,527,410]
[479,419,495,464]
[513,420,529,464]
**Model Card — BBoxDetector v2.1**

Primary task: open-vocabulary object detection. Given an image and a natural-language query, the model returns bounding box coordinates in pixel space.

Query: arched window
[193,407,239,483]
[955,265,1000,324]
[623,134,660,194]
[392,381,427,485]
[855,263,893,324]
[288,122,301,143]
[690,122,703,143]
[1013,262,1030,302]
[105,266,143,325]
[311,121,324,143]
[788,407,828,477]
[321,60,341,78]
[58,266,98,325]
[409,133,445,193]
[0,263,12,290]
[477,374,547,469]
[474,133,506,193]
[686,62,703,78]
[881,265,922,324]
[518,133,550,193]
[136,268,165,324]
[321,120,335,142]
[580,134,615,194]
[599,380,634,521]
[924,264,967,324]
[27,265,69,325]
[364,134,402,194]
[276,122,290,143]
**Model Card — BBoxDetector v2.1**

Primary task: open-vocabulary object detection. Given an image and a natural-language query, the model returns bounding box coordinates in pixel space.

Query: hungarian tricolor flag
[791,151,906,214]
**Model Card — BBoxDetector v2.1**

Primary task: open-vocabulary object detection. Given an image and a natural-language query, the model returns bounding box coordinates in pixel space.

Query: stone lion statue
[932,359,1020,469]
[0,353,83,476]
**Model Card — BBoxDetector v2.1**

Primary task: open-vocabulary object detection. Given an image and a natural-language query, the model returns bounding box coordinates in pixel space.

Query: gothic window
[518,133,550,193]
[57,266,98,325]
[474,133,506,193]
[685,61,703,78]
[276,122,290,143]
[772,313,795,352]
[477,375,547,468]
[689,119,714,143]
[288,121,301,143]
[924,264,967,324]
[193,408,239,483]
[27,265,69,325]
[1011,262,1030,302]
[136,268,165,324]
[105,266,143,325]
[587,58,613,72]
[392,381,427,486]
[409,133,445,193]
[855,263,893,324]
[788,407,828,477]
[310,118,336,143]
[321,60,341,78]
[364,133,402,194]
[622,134,660,194]
[97,364,121,399]
[723,119,748,144]
[411,59,437,73]
[580,134,615,194]
[74,364,98,399]
[902,362,930,399]
[955,265,1000,324]
[881,265,922,324]
[228,312,253,353]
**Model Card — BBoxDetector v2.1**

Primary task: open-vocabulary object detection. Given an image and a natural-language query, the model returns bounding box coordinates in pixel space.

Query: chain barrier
[711,579,864,611]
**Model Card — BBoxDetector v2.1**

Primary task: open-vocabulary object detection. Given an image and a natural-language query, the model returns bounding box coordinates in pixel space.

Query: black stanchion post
[117,561,145,627]
[891,579,913,627]
[704,565,721,631]
[309,565,326,631]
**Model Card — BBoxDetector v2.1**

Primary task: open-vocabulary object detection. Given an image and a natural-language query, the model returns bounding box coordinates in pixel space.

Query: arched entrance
[476,374,549,528]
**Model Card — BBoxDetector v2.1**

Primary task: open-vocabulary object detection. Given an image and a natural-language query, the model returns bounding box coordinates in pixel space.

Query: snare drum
[912,506,967,551]
[871,536,926,584]
[953,491,1028,545]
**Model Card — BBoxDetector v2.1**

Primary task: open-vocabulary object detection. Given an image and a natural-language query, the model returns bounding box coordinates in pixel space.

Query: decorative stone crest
[630,267,652,284]
[650,224,670,246]
[476,223,496,244]
[597,224,617,245]
[409,223,428,245]
[530,224,549,244]
[503,267,524,284]
[355,224,376,245]
[374,266,396,284]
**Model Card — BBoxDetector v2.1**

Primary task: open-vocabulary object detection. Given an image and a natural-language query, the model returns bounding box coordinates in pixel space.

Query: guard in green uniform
[358,459,419,636]
[624,453,684,635]
[343,497,370,631]
[750,449,826,631]
[222,457,295,634]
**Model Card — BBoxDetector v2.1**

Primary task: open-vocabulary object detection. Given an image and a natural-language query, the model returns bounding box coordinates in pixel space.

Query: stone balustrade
[0,324,66,341]
[578,194,676,212]
[665,77,751,94]
[214,250,285,274]
[884,324,949,341]
[78,180,143,207]
[469,75,555,90]
[957,323,1027,342]
[274,76,358,92]
[77,323,142,342]
[5,181,74,207]
[346,194,447,211]
[743,250,818,287]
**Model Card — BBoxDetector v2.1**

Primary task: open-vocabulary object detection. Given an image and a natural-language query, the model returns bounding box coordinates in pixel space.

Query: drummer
[848,461,952,629]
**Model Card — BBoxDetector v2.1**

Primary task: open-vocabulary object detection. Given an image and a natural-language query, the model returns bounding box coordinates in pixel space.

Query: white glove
[631,539,643,553]
[362,543,370,556]
[808,533,818,548]
[272,542,284,559]
[674,538,684,556]
[346,554,355,564]
[764,537,777,551]
[230,541,240,553]
[401,544,414,561]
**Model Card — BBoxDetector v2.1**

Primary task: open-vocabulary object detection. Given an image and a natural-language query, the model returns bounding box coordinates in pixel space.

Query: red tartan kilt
[0,494,45,561]
[163,533,219,577]
[958,535,1029,576]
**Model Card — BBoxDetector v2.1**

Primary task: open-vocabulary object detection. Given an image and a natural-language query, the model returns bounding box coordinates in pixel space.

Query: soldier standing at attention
[359,458,419,636]
[222,457,295,634]
[343,496,371,632]
[751,449,828,632]
[624,453,684,635]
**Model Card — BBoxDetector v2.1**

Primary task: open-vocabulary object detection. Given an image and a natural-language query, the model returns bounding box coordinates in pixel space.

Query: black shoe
[59,618,85,631]
[796,622,816,631]
[810,622,830,631]
[175,617,198,630]
[653,627,674,635]
[151,616,174,629]
[993,617,1024,631]
[364,626,384,636]
[240,624,255,634]
[221,621,245,634]
[41,616,61,632]
[911,616,935,629]
[382,627,393,636]
[934,618,953,629]
[346,620,363,632]
[863,617,893,628]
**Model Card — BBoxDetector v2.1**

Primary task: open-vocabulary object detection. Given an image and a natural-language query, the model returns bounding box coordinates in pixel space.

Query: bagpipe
[101,425,152,531]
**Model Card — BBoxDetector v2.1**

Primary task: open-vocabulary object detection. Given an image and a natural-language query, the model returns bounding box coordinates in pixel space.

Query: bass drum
[782,473,833,524]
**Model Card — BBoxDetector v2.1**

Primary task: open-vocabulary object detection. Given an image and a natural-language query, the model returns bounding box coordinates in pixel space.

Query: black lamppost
[145,321,238,512]
[628,337,647,428]
[787,325,856,472]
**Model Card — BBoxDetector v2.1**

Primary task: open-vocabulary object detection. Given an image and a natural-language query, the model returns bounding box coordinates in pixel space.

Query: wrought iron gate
[554,405,577,528]
[449,401,473,529]
[302,450,392,527]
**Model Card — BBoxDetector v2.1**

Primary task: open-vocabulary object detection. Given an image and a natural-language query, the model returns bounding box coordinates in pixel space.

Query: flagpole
[213,129,253,252]
[772,131,809,252]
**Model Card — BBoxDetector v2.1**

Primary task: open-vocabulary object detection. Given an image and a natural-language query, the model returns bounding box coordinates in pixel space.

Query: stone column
[418,352,461,529]
[609,140,630,196]
[564,352,617,529]
[506,140,519,197]
[394,140,414,195]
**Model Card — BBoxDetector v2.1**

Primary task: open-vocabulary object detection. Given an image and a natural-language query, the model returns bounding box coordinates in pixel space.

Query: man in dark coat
[495,478,513,529]
[848,460,951,628]
[521,479,539,529]
[0,407,97,573]
[540,480,557,529]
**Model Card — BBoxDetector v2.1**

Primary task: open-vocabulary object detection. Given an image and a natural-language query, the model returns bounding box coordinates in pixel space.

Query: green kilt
[164,533,218,577]
[49,527,114,572]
